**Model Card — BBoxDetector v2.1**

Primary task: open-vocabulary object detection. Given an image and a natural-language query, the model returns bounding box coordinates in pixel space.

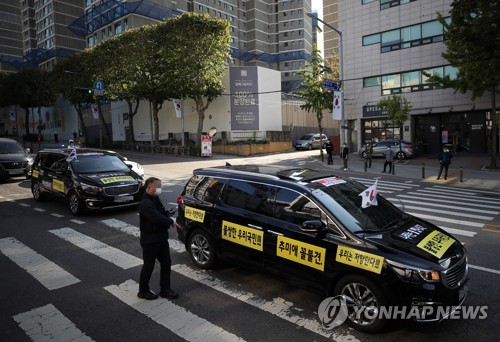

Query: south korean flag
[66,148,77,162]
[359,180,378,208]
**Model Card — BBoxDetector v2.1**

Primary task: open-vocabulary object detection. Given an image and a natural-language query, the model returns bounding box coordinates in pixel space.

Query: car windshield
[310,180,405,233]
[70,154,130,173]
[0,142,25,154]
[299,135,314,140]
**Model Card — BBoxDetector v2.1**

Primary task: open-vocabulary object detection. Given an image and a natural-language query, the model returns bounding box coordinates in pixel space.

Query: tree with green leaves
[154,13,231,150]
[377,95,412,160]
[295,45,334,161]
[427,0,500,168]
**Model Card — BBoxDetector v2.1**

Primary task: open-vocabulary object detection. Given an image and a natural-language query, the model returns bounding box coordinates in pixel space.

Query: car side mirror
[300,220,325,233]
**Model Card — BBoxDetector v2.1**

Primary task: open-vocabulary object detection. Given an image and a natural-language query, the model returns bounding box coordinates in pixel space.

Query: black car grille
[1,161,27,169]
[103,184,139,196]
[442,255,468,289]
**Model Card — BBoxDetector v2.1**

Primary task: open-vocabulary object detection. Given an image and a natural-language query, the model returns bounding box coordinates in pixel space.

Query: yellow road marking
[482,229,500,234]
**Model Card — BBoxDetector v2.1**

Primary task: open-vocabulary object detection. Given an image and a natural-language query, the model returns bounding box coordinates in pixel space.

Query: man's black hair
[144,177,160,188]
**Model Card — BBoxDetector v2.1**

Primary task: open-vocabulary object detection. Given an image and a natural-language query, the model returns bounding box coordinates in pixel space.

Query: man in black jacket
[138,177,180,300]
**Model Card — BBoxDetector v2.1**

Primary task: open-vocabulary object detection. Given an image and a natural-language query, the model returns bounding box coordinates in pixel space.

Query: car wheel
[68,192,84,216]
[334,275,388,333]
[396,151,406,160]
[188,229,217,269]
[361,151,367,159]
[307,144,313,150]
[31,182,44,202]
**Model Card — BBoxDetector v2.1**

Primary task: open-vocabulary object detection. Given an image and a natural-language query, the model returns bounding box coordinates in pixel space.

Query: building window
[362,0,377,4]
[381,0,417,10]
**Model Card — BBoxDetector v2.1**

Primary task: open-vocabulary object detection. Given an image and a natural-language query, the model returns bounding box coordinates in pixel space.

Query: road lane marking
[13,304,93,342]
[387,197,499,215]
[171,264,351,340]
[70,219,85,225]
[0,237,80,290]
[482,229,500,234]
[415,189,500,204]
[406,212,484,228]
[49,228,142,270]
[19,203,30,207]
[469,264,500,275]
[33,208,46,212]
[50,213,64,218]
[432,185,500,196]
[396,194,500,209]
[105,279,245,342]
[392,204,494,220]
[350,177,420,187]
[440,227,477,237]
[100,219,186,253]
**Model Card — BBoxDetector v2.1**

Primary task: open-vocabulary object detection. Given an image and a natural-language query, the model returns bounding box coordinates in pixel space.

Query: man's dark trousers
[139,240,171,292]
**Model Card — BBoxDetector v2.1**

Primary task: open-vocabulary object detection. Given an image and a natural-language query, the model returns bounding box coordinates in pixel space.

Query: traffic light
[88,88,93,95]
[74,87,93,95]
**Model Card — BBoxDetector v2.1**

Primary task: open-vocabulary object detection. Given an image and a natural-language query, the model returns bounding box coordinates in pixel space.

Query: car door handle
[267,230,284,236]
[248,224,263,230]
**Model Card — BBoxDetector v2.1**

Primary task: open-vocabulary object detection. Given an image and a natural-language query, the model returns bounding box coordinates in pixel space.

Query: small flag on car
[359,179,378,208]
[66,148,77,162]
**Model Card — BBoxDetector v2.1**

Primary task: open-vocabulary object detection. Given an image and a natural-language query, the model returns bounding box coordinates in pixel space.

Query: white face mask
[155,188,162,195]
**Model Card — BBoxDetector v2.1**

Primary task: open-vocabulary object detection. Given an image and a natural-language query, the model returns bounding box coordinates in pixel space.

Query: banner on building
[333,91,343,120]
[173,99,182,118]
[230,67,259,130]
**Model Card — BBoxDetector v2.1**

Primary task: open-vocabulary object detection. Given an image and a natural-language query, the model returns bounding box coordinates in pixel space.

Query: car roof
[37,148,117,156]
[0,138,22,144]
[194,164,345,189]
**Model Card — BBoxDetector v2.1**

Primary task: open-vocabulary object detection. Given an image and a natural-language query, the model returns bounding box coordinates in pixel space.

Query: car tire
[334,274,388,333]
[31,181,44,202]
[68,191,84,216]
[307,144,313,150]
[187,228,217,269]
[396,151,406,160]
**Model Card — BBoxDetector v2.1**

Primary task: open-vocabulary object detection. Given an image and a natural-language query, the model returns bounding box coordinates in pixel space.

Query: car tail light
[177,196,183,205]
[407,145,414,150]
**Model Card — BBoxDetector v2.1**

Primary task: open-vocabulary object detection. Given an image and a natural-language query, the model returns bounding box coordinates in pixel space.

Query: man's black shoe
[159,289,179,299]
[137,290,158,300]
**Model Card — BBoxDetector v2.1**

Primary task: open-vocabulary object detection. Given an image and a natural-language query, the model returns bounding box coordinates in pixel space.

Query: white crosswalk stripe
[0,237,80,290]
[49,227,142,269]
[100,218,186,253]
[105,279,245,342]
[351,177,420,194]
[13,304,93,342]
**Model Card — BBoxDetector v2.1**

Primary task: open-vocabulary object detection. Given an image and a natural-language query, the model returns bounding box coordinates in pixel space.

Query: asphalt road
[1,150,499,342]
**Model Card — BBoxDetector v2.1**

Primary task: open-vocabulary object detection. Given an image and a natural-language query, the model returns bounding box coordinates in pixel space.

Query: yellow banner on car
[222,220,263,251]
[276,236,326,271]
[100,176,135,184]
[32,170,39,178]
[336,246,384,274]
[184,206,205,223]
[417,230,456,258]
[52,179,65,193]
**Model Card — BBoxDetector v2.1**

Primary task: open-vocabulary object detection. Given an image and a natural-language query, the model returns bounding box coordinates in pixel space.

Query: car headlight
[77,181,102,194]
[386,259,440,283]
[27,157,34,165]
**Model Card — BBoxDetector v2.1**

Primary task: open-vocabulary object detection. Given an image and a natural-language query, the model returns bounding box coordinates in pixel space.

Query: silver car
[294,133,328,150]
[359,140,415,160]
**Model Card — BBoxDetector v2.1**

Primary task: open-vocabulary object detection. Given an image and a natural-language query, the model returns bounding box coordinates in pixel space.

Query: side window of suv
[273,187,322,225]
[222,180,274,215]
[186,176,225,204]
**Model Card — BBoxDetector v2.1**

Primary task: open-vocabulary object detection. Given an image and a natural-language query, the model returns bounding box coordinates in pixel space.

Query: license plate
[114,195,133,202]
[9,169,24,175]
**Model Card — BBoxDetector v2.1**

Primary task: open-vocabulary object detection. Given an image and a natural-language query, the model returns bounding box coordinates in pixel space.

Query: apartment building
[328,0,495,155]
[0,0,24,73]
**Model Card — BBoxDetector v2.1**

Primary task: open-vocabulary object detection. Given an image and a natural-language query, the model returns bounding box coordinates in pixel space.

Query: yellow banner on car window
[32,170,39,178]
[336,246,384,274]
[184,206,205,223]
[417,230,456,258]
[222,220,263,251]
[276,236,326,271]
[52,179,65,193]
[100,176,135,184]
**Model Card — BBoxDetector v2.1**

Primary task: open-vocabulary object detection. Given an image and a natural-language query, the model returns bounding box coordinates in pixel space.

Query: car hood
[78,172,140,186]
[0,153,31,162]
[362,216,465,268]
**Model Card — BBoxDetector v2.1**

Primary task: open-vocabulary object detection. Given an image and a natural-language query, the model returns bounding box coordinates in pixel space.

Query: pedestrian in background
[53,132,58,144]
[382,146,394,173]
[138,177,180,300]
[325,139,334,165]
[437,146,453,180]
[340,143,349,170]
[365,143,373,168]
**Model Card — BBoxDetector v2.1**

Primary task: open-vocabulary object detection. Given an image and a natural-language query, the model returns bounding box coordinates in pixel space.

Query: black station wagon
[176,165,468,333]
[31,148,143,215]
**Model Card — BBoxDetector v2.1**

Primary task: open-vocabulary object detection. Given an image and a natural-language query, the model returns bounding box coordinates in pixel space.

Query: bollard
[460,166,463,182]
[364,159,367,172]
[422,162,425,179]
[392,162,395,175]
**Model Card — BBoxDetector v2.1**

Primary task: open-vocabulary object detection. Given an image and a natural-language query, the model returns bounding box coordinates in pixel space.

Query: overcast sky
[312,0,323,17]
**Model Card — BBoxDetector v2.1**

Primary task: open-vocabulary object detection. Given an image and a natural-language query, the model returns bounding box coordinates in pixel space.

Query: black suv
[31,148,143,215]
[177,165,468,333]
[0,138,33,181]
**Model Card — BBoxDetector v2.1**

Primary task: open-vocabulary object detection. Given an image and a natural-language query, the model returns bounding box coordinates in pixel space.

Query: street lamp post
[306,13,345,147]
